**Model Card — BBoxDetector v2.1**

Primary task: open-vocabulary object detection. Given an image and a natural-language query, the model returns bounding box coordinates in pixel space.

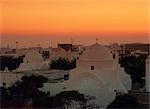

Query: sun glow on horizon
[0,0,149,47]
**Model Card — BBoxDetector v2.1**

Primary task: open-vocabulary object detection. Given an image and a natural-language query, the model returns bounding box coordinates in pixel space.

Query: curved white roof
[51,47,68,60]
[24,50,43,63]
[79,43,113,61]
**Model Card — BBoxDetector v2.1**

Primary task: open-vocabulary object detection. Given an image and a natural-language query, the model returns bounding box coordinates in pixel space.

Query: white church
[16,50,50,72]
[65,43,132,107]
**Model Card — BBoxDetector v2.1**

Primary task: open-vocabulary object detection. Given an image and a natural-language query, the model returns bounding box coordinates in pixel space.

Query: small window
[64,74,69,80]
[113,54,115,59]
[91,66,94,70]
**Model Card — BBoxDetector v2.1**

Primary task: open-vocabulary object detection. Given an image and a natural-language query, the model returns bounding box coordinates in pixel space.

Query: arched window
[91,66,94,70]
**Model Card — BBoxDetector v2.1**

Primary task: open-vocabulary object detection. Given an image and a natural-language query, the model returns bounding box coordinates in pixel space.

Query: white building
[16,50,49,71]
[146,55,150,92]
[50,47,70,61]
[0,43,132,107]
[66,43,132,107]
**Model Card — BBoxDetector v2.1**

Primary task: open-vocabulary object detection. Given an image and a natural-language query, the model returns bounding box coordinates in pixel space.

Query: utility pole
[16,41,18,49]
[71,38,74,44]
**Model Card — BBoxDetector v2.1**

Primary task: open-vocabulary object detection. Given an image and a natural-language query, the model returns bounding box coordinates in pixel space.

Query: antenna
[16,41,18,49]
[7,44,9,49]
[37,43,41,48]
[71,38,74,44]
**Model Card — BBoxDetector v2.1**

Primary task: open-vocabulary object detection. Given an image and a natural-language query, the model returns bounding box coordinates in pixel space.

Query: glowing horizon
[0,0,149,48]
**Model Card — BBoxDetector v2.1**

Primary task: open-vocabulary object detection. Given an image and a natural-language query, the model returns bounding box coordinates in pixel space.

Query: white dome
[51,47,68,60]
[24,50,43,63]
[79,43,113,61]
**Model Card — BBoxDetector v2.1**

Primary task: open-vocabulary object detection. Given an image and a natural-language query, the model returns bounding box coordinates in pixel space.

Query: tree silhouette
[0,75,96,109]
[107,94,140,108]
[0,75,48,108]
[33,91,96,109]
[119,55,147,88]
[50,57,76,70]
[0,56,24,71]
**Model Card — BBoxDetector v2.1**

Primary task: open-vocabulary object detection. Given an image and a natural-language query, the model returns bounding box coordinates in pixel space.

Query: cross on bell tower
[96,38,99,44]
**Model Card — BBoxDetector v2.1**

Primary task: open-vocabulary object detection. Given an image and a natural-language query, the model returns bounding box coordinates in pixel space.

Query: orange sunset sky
[0,0,149,48]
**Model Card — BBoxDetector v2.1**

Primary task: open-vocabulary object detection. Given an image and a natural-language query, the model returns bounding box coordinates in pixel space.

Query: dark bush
[50,57,76,70]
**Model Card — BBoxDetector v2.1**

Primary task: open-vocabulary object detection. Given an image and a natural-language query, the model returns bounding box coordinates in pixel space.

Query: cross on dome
[96,38,99,44]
